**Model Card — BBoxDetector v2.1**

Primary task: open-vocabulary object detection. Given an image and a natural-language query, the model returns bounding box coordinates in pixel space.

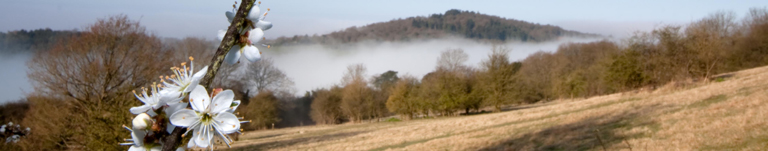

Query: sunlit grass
[224,65,768,151]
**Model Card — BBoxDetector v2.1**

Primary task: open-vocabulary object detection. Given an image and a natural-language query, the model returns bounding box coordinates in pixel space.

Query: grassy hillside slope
[226,65,768,150]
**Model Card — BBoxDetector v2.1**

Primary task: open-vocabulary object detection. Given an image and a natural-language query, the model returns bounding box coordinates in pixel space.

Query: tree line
[0,28,79,54]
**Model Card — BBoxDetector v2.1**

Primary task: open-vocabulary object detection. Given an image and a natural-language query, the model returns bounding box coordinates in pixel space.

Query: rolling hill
[267,9,599,46]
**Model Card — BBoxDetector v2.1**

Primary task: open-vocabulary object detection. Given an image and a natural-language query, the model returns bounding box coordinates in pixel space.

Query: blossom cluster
[1,122,30,144]
[120,1,273,150]
[120,57,245,151]
[219,1,273,65]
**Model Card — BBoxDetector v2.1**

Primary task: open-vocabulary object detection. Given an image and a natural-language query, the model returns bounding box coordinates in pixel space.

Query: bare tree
[26,15,172,149]
[164,37,216,66]
[240,90,281,130]
[340,64,378,122]
[341,64,367,86]
[477,46,519,112]
[436,48,469,72]
[213,58,295,103]
[685,11,738,80]
[310,86,344,125]
[386,75,419,119]
[242,58,295,96]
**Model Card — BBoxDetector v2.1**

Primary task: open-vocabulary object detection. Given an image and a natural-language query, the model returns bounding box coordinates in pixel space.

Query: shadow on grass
[479,105,658,151]
[238,133,286,141]
[461,103,556,116]
[226,130,370,151]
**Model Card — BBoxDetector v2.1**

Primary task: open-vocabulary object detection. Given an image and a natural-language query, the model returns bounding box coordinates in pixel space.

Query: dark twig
[594,129,607,151]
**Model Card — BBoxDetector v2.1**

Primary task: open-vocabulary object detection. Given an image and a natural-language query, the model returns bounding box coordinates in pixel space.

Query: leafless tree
[26,15,172,149]
[436,48,469,72]
[242,58,295,96]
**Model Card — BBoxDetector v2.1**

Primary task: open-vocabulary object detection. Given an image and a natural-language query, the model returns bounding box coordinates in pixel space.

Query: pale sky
[2,0,768,102]
[2,0,767,39]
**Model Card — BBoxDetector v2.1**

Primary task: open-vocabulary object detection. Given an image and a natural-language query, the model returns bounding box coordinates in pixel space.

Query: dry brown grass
[224,66,768,151]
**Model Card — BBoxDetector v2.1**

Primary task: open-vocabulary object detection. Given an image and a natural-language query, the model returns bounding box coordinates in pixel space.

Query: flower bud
[132,113,152,130]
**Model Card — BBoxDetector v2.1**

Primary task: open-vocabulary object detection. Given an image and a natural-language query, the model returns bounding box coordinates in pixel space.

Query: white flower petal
[193,126,210,148]
[217,30,227,41]
[256,20,273,31]
[146,110,158,117]
[128,146,145,151]
[242,45,262,62]
[225,11,235,23]
[149,146,162,151]
[181,66,208,93]
[164,101,188,118]
[210,90,234,113]
[224,45,241,65]
[187,138,195,148]
[226,100,241,113]
[166,121,176,134]
[214,112,240,134]
[193,66,209,78]
[188,85,210,112]
[170,109,200,127]
[131,130,146,147]
[248,28,264,44]
[130,105,152,115]
[151,103,164,110]
[159,90,183,107]
[246,7,260,21]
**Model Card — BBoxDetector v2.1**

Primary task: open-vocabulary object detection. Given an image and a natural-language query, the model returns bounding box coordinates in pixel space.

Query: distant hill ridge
[268,9,598,46]
[0,28,79,54]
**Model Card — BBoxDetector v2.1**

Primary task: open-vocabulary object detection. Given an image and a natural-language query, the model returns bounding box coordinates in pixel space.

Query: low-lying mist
[0,52,32,103]
[263,37,607,95]
[0,37,607,103]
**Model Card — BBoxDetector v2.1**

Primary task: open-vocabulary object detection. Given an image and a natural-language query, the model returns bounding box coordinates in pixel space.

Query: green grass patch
[385,117,402,122]
[714,77,726,82]
[701,134,768,150]
[688,94,728,108]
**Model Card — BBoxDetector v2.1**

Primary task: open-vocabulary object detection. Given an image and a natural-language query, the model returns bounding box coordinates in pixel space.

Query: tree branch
[162,0,255,150]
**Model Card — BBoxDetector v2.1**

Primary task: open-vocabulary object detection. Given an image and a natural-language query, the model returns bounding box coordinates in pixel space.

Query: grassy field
[224,66,768,151]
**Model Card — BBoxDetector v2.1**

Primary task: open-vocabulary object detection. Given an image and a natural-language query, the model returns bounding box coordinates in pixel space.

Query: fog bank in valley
[0,37,606,103]
[263,37,606,95]
[0,53,32,104]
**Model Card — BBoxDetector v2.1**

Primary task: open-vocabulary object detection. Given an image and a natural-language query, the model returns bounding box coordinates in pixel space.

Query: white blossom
[129,85,164,116]
[221,3,273,65]
[120,124,158,151]
[161,57,209,99]
[164,101,188,133]
[169,85,240,149]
